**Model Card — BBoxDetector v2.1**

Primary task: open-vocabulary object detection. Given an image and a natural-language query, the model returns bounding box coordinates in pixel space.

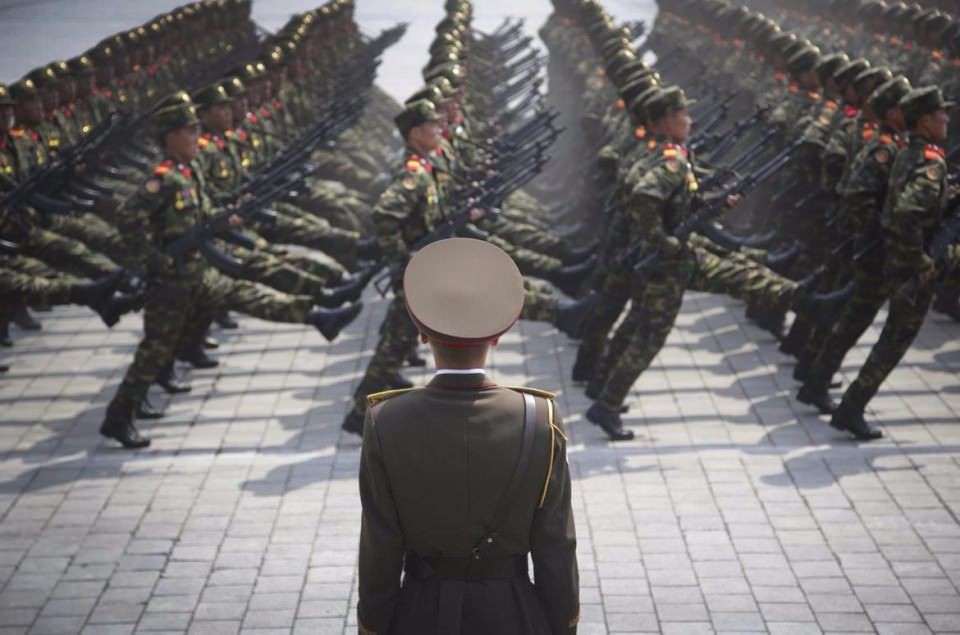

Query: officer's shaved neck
[424,335,493,370]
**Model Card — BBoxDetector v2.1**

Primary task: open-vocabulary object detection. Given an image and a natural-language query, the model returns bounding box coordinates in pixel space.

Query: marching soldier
[828,87,956,440]
[357,237,579,635]
[101,93,362,449]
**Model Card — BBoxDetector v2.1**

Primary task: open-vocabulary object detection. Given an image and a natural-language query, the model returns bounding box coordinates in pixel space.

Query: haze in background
[0,0,655,102]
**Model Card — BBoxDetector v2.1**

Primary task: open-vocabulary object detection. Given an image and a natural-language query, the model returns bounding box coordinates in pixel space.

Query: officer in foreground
[357,237,579,635]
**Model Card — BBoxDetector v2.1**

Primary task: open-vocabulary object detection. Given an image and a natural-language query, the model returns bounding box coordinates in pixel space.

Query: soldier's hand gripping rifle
[897,212,960,305]
[371,151,551,296]
[620,139,802,275]
[164,162,323,277]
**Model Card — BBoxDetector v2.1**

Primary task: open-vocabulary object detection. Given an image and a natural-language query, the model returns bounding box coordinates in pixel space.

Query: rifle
[454,108,559,157]
[621,139,802,274]
[164,161,322,276]
[703,104,773,162]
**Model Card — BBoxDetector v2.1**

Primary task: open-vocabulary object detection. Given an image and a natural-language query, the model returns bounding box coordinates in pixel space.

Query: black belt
[403,552,528,582]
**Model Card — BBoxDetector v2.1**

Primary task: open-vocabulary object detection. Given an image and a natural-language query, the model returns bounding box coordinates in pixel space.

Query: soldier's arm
[357,406,404,635]
[887,160,943,275]
[820,131,850,193]
[372,177,422,267]
[628,162,684,255]
[114,178,170,271]
[530,401,579,635]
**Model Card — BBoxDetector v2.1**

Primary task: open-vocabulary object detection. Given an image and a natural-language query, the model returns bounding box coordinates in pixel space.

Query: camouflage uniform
[106,156,314,419]
[803,128,906,390]
[834,135,948,414]
[350,148,445,416]
[595,141,800,410]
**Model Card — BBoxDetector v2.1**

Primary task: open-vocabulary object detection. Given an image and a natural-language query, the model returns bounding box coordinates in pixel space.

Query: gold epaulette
[366,387,418,406]
[502,385,556,400]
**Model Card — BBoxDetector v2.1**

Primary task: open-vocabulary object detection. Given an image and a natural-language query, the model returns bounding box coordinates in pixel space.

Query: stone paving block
[27,616,87,635]
[186,622,241,635]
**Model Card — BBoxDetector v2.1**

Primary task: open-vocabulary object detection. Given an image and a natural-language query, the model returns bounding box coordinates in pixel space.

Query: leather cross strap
[434,393,538,635]
[473,392,537,559]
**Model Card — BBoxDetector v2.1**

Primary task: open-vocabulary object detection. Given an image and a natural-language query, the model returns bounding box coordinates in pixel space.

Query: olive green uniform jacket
[357,372,579,635]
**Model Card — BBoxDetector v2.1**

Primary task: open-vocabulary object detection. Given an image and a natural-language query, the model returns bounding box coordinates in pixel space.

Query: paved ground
[1,280,959,634]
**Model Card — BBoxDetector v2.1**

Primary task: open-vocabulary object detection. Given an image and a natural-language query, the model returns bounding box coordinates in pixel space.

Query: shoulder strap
[473,392,537,559]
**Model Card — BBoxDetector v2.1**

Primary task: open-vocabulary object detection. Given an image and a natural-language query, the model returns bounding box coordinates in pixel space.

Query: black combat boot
[795,280,855,326]
[357,237,382,261]
[97,291,144,328]
[341,410,364,436]
[135,396,165,420]
[157,363,191,394]
[830,400,882,441]
[307,303,364,342]
[571,353,594,383]
[0,319,11,347]
[215,311,238,329]
[746,303,786,340]
[585,402,635,441]
[779,316,811,358]
[315,274,369,308]
[932,287,960,322]
[549,254,598,297]
[796,382,838,415]
[11,306,41,331]
[100,404,151,449]
[555,292,600,340]
[763,241,801,276]
[68,270,125,313]
[177,340,219,369]
[561,241,600,266]
[584,381,629,413]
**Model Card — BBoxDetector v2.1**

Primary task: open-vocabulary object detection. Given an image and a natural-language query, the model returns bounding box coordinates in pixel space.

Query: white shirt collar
[434,368,486,376]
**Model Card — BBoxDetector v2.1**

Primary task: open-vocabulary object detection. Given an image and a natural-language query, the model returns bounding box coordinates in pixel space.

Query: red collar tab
[843,104,859,118]
[663,142,689,158]
[925,144,946,160]
[406,153,433,173]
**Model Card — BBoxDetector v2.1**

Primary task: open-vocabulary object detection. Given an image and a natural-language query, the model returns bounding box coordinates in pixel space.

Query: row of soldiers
[537,0,959,441]
[338,2,619,435]
[1,0,423,448]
